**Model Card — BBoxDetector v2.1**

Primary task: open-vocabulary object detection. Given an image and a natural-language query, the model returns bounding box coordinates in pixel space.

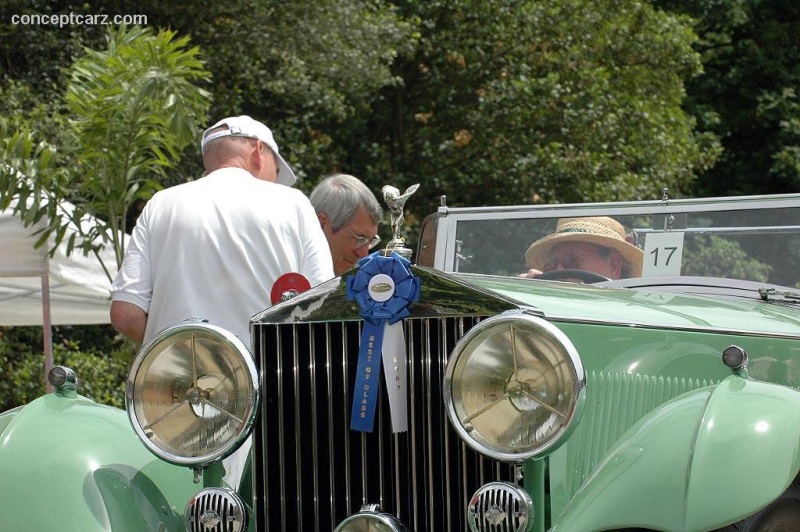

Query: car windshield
[422,193,800,290]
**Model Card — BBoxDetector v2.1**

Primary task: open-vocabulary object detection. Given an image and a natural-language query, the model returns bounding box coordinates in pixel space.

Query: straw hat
[525,217,643,277]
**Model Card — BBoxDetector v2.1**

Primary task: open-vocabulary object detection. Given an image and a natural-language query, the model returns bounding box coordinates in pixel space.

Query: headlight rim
[443,309,585,462]
[125,320,260,467]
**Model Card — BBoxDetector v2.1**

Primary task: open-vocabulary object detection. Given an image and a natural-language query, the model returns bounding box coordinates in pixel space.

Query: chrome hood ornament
[381,183,419,261]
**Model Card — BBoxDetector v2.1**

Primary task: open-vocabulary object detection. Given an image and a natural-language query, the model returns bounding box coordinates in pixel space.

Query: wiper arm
[759,288,800,302]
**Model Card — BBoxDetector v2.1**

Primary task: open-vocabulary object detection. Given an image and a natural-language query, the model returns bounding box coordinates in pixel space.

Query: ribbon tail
[350,321,385,432]
[382,321,408,433]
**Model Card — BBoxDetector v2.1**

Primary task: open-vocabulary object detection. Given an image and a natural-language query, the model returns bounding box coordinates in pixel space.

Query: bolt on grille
[252,316,517,531]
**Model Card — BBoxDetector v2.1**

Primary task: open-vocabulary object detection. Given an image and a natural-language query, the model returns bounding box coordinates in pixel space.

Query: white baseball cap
[201,115,297,186]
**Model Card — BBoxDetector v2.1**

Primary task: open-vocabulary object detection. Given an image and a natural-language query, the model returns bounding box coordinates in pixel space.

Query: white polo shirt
[111,167,334,345]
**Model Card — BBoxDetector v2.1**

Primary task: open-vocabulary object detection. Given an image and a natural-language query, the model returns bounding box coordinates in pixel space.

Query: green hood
[461,274,800,338]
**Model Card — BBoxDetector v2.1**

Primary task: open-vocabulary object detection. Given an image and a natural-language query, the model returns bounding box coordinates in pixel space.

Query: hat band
[202,128,258,147]
[557,227,620,239]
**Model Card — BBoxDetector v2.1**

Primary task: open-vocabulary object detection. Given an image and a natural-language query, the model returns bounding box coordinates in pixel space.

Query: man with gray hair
[310,173,383,275]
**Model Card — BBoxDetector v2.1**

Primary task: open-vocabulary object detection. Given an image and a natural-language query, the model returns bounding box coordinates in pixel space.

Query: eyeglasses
[344,227,381,249]
[543,247,613,271]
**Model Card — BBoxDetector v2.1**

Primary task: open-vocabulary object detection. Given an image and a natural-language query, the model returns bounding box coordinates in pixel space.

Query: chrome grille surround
[185,487,247,532]
[252,316,519,531]
[467,482,533,532]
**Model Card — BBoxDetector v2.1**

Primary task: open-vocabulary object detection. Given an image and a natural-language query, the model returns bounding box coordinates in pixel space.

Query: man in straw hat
[521,216,643,280]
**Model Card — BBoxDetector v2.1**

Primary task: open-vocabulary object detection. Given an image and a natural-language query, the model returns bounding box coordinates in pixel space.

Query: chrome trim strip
[360,431,367,505]
[377,400,385,509]
[395,325,410,514]
[442,318,454,531]
[292,326,303,530]
[276,327,286,531]
[424,319,435,531]
[436,192,800,219]
[547,315,800,340]
[310,324,320,531]
[342,323,352,515]
[409,319,421,532]
[326,325,336,527]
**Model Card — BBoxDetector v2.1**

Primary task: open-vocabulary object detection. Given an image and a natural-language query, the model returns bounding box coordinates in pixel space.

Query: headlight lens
[444,311,585,461]
[126,321,259,467]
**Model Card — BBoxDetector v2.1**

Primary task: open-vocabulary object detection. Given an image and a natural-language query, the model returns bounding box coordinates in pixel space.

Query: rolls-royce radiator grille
[252,316,517,531]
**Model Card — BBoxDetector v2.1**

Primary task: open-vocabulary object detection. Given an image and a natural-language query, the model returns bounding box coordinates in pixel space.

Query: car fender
[550,375,800,532]
[0,392,200,532]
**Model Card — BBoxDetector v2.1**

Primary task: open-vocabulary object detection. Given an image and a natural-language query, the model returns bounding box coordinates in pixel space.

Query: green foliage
[682,235,772,281]
[0,325,131,411]
[329,0,722,227]
[0,117,92,263]
[0,25,211,272]
[0,2,104,98]
[658,0,800,197]
[1,1,726,229]
[214,1,416,120]
[187,0,420,186]
[4,0,797,219]
[64,24,211,265]
[0,24,209,411]
[0,79,69,145]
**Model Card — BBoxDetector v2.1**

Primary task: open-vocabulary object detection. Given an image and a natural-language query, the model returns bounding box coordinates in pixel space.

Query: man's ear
[609,252,624,278]
[250,141,264,173]
[317,212,330,230]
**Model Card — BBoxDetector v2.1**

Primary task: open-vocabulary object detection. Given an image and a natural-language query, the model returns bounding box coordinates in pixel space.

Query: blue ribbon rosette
[346,252,421,432]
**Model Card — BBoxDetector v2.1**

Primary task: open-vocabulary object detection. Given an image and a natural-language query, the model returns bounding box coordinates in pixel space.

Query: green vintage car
[3,191,800,532]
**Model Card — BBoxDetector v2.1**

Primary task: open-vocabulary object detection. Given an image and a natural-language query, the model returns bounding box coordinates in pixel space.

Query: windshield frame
[427,192,800,289]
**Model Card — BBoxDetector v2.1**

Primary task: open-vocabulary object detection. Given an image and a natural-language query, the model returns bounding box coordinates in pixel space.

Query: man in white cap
[110,115,334,345]
[521,216,643,281]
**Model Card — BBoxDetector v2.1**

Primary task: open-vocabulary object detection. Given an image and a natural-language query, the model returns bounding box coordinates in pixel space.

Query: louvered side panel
[549,371,717,515]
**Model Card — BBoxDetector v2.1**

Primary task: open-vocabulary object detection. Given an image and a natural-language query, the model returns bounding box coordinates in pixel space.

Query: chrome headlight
[444,311,585,461]
[126,321,259,467]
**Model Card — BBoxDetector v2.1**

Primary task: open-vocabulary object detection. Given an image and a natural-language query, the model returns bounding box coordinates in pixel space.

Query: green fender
[0,391,201,532]
[550,375,800,532]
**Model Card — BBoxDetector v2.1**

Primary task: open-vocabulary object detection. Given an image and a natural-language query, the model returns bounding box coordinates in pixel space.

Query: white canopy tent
[0,205,119,389]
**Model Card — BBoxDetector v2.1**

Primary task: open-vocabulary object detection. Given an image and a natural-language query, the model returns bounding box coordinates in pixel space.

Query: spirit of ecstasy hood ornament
[381,183,419,261]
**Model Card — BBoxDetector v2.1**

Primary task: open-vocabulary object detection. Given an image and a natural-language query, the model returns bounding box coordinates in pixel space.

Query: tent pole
[42,274,54,393]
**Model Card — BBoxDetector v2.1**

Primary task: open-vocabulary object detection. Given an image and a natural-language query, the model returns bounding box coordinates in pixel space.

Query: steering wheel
[536,269,611,284]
